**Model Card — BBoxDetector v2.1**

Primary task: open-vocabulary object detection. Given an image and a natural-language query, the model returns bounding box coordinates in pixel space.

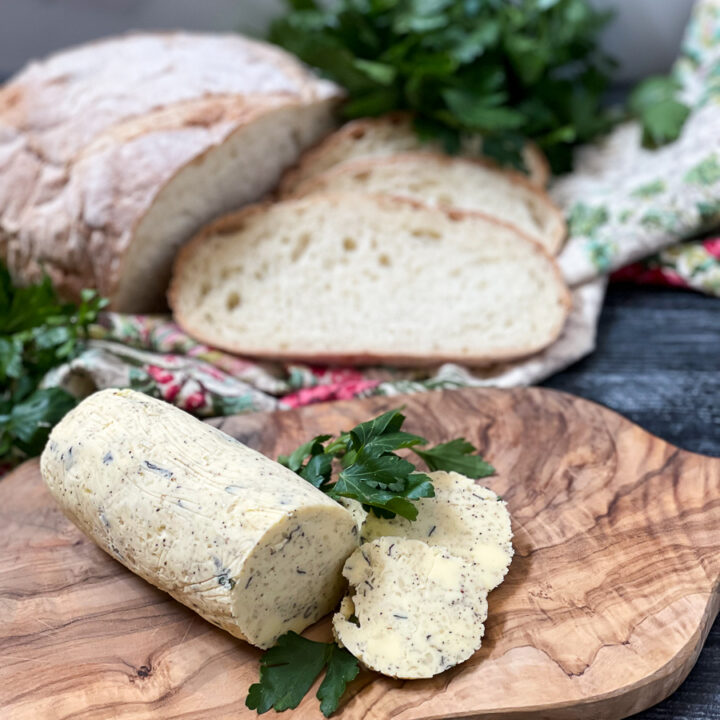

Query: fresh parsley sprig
[0,262,107,464]
[268,0,690,173]
[279,408,495,520]
[246,632,359,717]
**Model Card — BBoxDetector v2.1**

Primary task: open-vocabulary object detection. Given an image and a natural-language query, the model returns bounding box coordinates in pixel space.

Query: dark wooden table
[543,283,719,719]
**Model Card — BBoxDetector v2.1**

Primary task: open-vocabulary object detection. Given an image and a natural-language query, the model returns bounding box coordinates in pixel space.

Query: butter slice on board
[333,537,488,679]
[348,471,513,590]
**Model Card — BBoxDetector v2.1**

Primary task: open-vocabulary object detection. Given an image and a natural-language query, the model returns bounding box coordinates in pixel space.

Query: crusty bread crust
[169,193,571,366]
[0,32,342,309]
[289,151,566,254]
[278,112,551,196]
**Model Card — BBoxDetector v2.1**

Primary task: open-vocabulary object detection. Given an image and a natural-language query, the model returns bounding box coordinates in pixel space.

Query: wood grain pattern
[1,387,718,720]
[545,285,720,720]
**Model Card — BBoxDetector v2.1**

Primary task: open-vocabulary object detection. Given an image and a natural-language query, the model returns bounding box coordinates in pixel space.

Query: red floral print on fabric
[703,237,720,258]
[611,264,688,288]
[282,379,381,408]
[610,234,720,295]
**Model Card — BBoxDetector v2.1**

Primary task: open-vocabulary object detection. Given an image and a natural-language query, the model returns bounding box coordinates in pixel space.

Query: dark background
[544,284,719,719]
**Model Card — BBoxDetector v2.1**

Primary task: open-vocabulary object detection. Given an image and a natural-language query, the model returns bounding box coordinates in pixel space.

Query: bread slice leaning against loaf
[278,112,550,195]
[290,152,565,255]
[169,194,571,366]
[0,32,342,311]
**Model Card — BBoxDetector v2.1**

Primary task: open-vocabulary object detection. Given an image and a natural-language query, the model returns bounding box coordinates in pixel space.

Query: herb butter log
[40,389,358,648]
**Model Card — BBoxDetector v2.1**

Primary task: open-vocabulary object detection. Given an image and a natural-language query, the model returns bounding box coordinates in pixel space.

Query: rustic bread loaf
[168,193,571,366]
[0,32,342,311]
[347,471,514,590]
[290,153,565,254]
[40,389,358,649]
[333,537,489,679]
[279,112,550,195]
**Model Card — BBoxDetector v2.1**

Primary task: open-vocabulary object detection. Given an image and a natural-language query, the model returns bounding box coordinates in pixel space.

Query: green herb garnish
[414,437,495,478]
[628,75,691,149]
[246,632,359,717]
[279,408,494,520]
[269,0,690,172]
[269,0,618,173]
[0,262,107,464]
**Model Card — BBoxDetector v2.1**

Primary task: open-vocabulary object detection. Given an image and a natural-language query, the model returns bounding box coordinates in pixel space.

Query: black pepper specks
[143,460,173,478]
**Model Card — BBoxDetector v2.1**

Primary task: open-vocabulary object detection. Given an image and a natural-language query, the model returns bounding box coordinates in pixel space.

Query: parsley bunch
[279,407,494,520]
[269,0,690,173]
[0,263,107,464]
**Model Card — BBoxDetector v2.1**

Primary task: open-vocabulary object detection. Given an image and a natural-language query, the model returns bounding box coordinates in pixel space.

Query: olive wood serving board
[1,387,718,720]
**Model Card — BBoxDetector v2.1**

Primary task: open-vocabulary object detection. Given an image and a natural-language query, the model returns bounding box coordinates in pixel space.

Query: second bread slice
[290,153,565,254]
[169,194,570,366]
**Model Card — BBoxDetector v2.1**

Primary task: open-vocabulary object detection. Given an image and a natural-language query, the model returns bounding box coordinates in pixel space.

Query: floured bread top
[1,32,338,164]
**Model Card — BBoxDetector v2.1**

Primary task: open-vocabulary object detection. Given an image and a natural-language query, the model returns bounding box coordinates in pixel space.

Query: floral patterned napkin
[41,0,719,420]
[552,0,720,286]
[611,234,720,294]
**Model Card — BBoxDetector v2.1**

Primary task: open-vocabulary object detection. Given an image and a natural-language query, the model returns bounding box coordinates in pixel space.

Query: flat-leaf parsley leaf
[413,438,495,478]
[246,632,359,717]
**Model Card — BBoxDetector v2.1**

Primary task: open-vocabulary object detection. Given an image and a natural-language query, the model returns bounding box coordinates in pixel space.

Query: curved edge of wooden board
[430,591,720,720]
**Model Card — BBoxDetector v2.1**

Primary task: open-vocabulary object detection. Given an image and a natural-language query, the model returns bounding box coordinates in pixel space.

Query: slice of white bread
[333,537,488,679]
[289,153,565,254]
[279,112,550,195]
[169,194,571,366]
[355,471,514,590]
